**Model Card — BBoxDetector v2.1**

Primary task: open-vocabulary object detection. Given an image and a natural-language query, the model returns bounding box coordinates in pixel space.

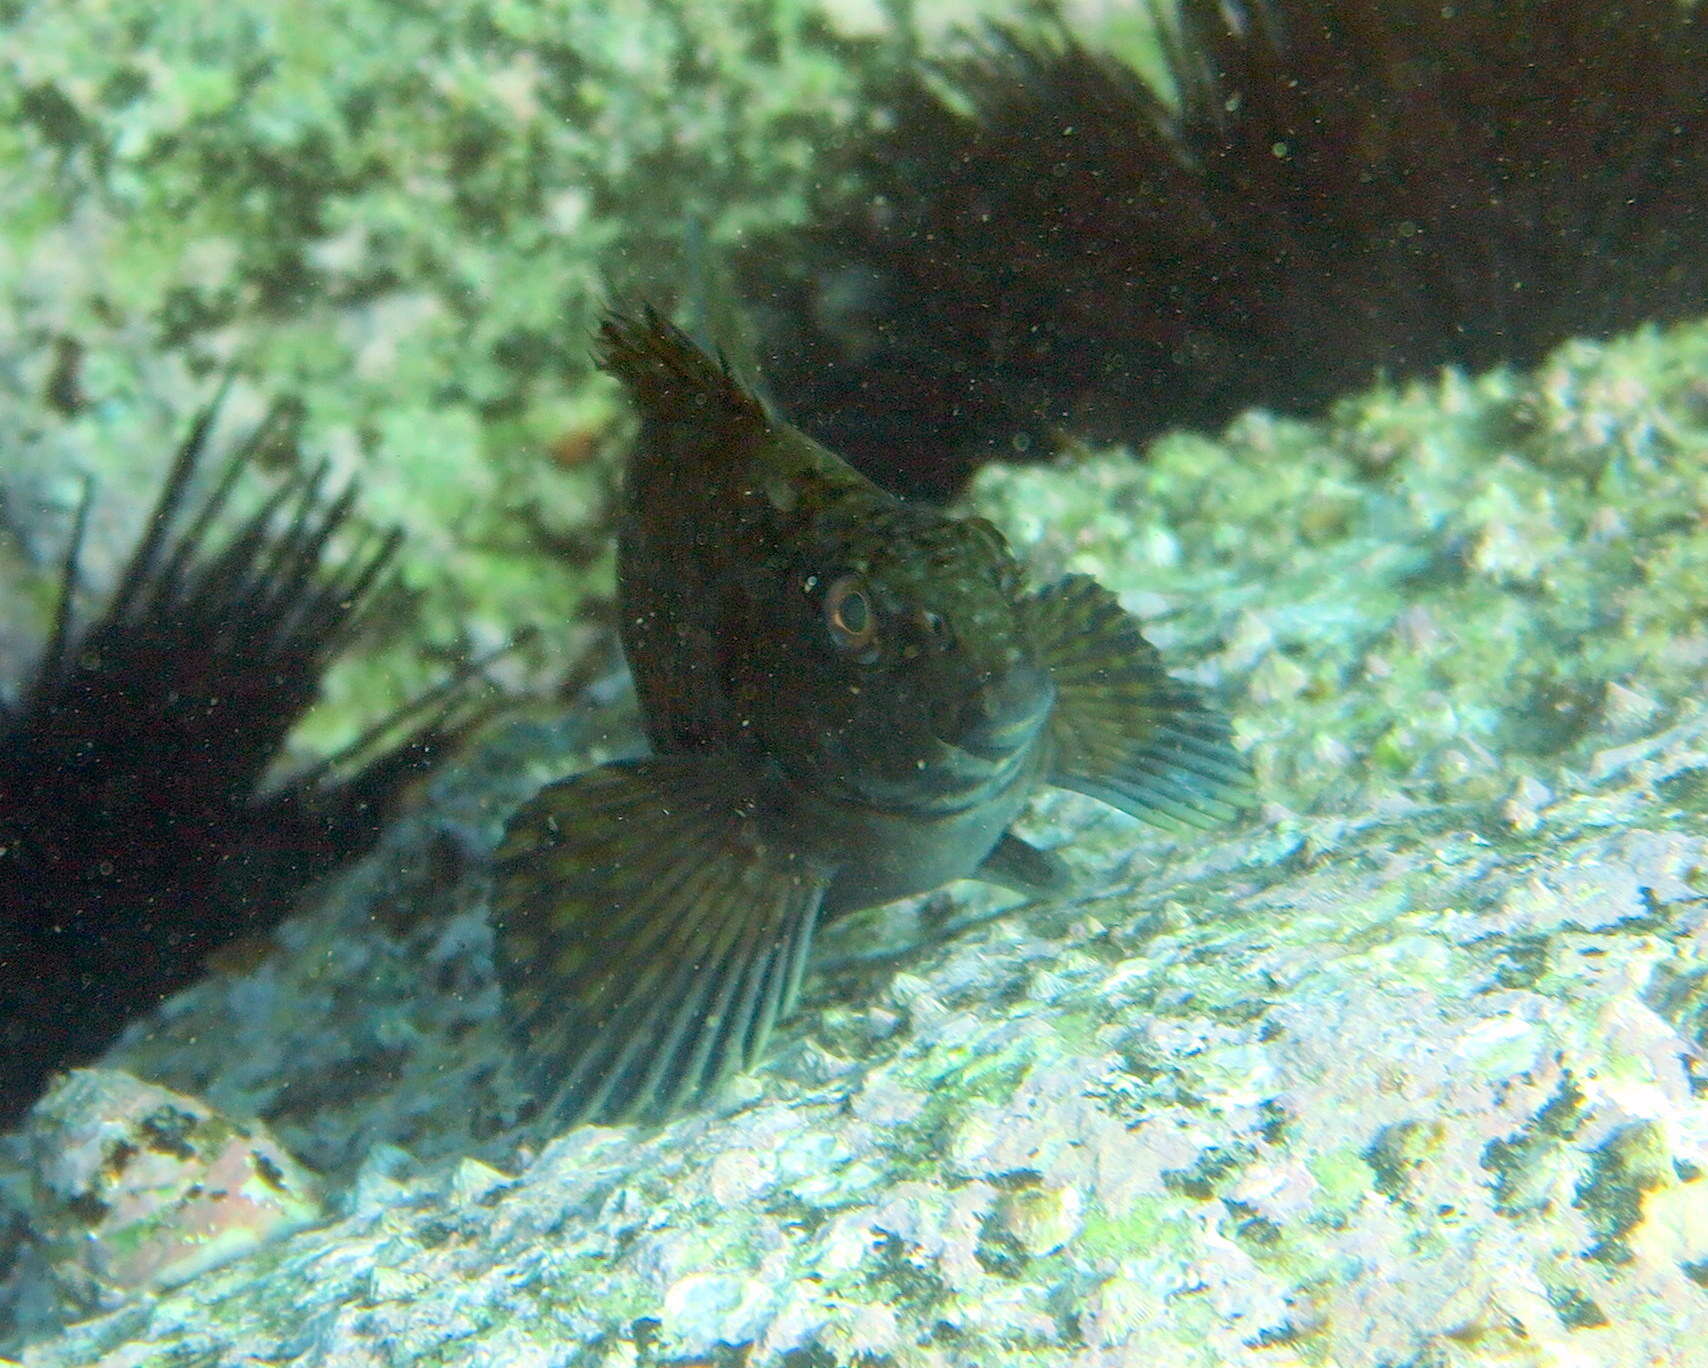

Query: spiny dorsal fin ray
[1026,574,1253,831]
[43,474,94,684]
[492,756,829,1129]
[596,305,768,436]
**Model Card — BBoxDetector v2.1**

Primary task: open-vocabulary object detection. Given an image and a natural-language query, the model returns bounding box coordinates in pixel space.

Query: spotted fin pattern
[492,757,829,1127]
[1027,575,1252,830]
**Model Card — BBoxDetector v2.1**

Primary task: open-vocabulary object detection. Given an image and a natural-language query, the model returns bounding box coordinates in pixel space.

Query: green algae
[0,0,948,735]
[975,317,1708,842]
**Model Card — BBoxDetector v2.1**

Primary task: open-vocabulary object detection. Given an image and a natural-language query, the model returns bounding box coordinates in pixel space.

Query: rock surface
[5,321,1708,1365]
[7,1071,320,1335]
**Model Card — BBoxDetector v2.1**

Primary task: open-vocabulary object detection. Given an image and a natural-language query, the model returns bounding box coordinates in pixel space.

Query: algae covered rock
[6,1069,319,1337]
[5,320,1708,1365]
[5,0,1707,1362]
[0,0,1045,739]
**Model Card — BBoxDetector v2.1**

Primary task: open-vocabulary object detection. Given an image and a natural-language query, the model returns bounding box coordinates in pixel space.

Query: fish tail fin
[596,305,769,437]
[492,757,828,1130]
[1026,575,1253,830]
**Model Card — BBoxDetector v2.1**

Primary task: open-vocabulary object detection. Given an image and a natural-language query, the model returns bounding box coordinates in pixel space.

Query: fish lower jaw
[831,736,1038,816]
[797,759,1046,916]
[816,802,1029,916]
[827,771,1010,819]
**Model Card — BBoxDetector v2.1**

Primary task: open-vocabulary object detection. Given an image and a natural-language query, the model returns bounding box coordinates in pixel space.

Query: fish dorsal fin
[596,306,768,438]
[1025,575,1253,831]
[599,303,883,501]
[492,755,830,1130]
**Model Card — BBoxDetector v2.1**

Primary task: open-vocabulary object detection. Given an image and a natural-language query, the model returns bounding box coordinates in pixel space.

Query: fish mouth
[946,665,1054,761]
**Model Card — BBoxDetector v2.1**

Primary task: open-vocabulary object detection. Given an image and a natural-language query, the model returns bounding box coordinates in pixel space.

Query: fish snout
[951,662,1054,760]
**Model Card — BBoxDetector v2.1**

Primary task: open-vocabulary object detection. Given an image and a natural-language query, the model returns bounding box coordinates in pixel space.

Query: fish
[491,306,1252,1130]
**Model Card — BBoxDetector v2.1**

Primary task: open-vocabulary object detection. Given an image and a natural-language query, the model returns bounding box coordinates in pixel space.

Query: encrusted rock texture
[4,318,1708,1366]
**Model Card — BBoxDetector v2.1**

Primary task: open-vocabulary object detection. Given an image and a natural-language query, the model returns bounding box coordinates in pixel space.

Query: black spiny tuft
[0,399,487,1122]
[744,0,1708,499]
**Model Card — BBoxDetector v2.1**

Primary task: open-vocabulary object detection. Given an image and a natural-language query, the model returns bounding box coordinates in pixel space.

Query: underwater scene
[2,0,1707,1363]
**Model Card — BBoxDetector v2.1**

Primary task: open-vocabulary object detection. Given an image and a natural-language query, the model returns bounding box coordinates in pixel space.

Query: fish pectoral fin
[491,756,829,1131]
[975,830,1072,898]
[1026,575,1255,831]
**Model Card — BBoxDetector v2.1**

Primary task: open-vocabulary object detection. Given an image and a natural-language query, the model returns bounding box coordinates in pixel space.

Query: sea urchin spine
[0,397,483,1122]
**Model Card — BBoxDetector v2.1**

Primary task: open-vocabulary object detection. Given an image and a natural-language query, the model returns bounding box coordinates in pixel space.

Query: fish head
[730,501,1055,814]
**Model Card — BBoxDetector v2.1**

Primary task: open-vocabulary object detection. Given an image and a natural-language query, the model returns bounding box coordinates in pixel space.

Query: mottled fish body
[494,308,1251,1129]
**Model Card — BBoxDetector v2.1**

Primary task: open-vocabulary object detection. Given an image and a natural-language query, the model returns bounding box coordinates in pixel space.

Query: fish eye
[824,574,879,656]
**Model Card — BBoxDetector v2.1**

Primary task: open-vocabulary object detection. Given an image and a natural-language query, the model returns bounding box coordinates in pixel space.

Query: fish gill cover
[746,0,1708,498]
